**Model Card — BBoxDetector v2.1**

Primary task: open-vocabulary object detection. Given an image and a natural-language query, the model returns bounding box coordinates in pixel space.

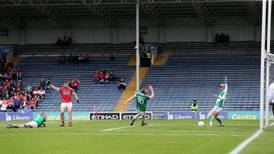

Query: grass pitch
[0,120,273,154]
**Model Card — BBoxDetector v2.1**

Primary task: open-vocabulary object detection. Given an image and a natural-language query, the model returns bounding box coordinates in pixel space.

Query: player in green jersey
[208,83,228,127]
[6,112,47,128]
[124,85,155,126]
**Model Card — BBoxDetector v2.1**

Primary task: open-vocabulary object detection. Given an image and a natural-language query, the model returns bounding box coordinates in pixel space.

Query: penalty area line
[228,129,263,154]
[101,126,132,132]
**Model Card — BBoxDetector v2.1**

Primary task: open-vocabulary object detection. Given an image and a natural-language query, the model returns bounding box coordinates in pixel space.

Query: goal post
[260,0,272,129]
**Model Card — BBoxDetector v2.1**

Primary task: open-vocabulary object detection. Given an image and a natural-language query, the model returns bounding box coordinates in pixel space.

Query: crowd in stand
[59,52,89,64]
[93,70,117,84]
[215,33,230,44]
[0,61,50,112]
[55,36,72,47]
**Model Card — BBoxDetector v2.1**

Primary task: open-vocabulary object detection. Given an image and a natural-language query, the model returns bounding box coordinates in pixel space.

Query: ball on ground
[197,121,205,127]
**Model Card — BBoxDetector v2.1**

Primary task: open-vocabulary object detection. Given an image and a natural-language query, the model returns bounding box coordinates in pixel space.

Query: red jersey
[59,87,74,103]
[72,80,79,87]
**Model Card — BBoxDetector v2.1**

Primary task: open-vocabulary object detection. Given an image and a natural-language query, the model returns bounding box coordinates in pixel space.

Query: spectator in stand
[99,71,105,84]
[72,79,80,93]
[40,79,47,90]
[13,95,21,112]
[59,52,66,64]
[28,98,37,109]
[68,80,74,88]
[118,79,127,92]
[16,67,22,79]
[12,67,16,80]
[104,72,111,83]
[0,73,3,81]
[46,79,51,90]
[26,84,32,93]
[93,70,100,83]
[37,87,46,99]
[32,87,39,96]
[7,62,14,71]
[0,99,3,110]
[0,61,4,73]
[0,98,8,111]
[108,71,114,82]
[191,100,199,112]
[6,98,14,111]
[21,97,28,109]
[15,80,23,92]
[6,69,12,80]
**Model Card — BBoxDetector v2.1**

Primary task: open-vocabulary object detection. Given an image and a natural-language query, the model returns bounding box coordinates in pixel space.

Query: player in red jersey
[50,81,79,127]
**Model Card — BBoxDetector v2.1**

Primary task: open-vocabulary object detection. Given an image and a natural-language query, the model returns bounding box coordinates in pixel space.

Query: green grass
[0,120,272,154]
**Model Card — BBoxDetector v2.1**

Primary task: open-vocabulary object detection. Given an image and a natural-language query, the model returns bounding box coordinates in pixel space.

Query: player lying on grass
[50,81,79,127]
[124,85,155,126]
[6,112,47,128]
[208,82,228,127]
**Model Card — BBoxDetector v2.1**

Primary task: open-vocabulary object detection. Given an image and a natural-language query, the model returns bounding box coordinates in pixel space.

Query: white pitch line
[101,126,132,132]
[228,129,263,154]
[0,132,247,137]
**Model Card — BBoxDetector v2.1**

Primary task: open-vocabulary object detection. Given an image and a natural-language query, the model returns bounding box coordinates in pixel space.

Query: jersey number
[137,99,145,104]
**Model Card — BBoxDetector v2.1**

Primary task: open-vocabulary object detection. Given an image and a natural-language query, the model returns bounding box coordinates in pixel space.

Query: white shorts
[137,111,146,115]
[208,106,223,115]
[25,121,38,128]
[61,102,72,109]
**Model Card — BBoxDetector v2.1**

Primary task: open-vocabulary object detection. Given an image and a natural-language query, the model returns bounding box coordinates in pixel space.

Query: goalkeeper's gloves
[76,100,80,104]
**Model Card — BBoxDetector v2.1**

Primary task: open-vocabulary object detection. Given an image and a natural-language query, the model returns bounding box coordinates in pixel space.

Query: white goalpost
[260,0,272,130]
[136,0,140,91]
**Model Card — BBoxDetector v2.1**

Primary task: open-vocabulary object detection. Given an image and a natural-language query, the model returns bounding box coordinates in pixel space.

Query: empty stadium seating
[128,56,261,112]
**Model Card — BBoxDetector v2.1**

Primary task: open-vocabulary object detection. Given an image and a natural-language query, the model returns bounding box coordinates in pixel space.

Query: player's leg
[130,113,141,126]
[141,112,147,126]
[214,113,223,127]
[6,124,25,128]
[208,107,216,127]
[67,103,73,127]
[6,121,37,128]
[60,103,66,127]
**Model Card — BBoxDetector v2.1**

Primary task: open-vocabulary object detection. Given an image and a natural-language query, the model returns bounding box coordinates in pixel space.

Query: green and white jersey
[135,91,150,112]
[215,85,228,108]
[34,115,46,127]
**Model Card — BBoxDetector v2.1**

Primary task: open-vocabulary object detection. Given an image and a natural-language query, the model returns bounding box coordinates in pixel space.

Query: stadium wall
[0,17,271,44]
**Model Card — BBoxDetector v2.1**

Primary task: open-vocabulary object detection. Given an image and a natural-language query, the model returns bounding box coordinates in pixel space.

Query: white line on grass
[101,126,132,132]
[228,129,263,154]
[0,132,247,137]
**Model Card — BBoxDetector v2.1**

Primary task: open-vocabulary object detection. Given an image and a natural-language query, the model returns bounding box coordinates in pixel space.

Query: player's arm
[49,83,60,92]
[148,85,155,99]
[72,91,79,104]
[224,76,228,92]
[124,95,135,104]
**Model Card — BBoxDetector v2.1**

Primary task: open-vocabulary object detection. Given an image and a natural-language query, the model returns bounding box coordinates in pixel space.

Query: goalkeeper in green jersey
[208,83,228,127]
[124,85,155,126]
[6,112,47,128]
